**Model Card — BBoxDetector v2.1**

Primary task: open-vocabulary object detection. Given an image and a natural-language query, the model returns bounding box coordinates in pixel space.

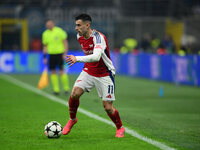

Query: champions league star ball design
[44,121,62,138]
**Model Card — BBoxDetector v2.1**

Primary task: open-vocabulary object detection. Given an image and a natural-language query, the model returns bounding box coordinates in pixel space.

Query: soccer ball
[44,121,62,138]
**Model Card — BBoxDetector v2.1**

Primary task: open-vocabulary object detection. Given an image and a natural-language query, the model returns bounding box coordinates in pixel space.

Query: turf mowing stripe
[1,74,176,150]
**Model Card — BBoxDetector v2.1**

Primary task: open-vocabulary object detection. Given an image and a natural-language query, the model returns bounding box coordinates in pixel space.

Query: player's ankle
[70,118,76,121]
[117,126,124,130]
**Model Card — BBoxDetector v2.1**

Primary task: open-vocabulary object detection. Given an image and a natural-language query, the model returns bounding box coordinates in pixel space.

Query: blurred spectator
[157,44,167,55]
[178,50,186,56]
[118,33,200,55]
[181,34,197,54]
[140,33,151,52]
[120,38,138,54]
[178,46,186,56]
[150,34,160,52]
[162,35,175,54]
[119,46,128,53]
[30,38,42,51]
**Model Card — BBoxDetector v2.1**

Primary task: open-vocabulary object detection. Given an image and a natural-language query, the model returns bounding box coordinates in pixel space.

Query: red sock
[69,96,79,120]
[107,108,123,129]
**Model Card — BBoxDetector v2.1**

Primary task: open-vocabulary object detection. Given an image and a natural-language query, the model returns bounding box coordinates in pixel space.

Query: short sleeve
[60,29,67,40]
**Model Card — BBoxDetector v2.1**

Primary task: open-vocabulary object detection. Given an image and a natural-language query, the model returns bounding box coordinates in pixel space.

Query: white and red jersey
[76,29,115,77]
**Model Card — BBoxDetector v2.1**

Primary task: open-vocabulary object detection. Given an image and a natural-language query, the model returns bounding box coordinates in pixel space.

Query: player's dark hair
[45,19,54,23]
[75,14,92,23]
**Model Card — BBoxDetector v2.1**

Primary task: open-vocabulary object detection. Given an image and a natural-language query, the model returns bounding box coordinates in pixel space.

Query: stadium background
[0,1,200,150]
[0,0,200,86]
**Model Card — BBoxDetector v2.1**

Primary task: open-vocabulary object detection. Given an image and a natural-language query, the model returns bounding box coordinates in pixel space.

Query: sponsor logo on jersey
[89,44,93,48]
[83,50,93,55]
[95,45,103,49]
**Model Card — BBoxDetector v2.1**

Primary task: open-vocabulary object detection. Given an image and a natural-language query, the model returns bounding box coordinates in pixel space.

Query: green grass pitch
[0,74,199,150]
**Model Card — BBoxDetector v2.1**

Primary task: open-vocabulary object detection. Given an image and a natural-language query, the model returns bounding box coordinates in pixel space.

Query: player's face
[46,21,54,30]
[75,20,90,36]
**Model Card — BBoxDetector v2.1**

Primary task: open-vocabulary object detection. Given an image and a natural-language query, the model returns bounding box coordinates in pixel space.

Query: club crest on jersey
[89,44,93,48]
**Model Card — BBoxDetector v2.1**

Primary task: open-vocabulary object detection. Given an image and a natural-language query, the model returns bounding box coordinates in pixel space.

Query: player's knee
[104,105,113,114]
[71,91,80,99]
[105,108,112,114]
[103,101,114,114]
[71,87,83,99]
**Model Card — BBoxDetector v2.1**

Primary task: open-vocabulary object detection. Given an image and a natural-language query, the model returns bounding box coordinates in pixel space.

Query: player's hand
[66,55,77,67]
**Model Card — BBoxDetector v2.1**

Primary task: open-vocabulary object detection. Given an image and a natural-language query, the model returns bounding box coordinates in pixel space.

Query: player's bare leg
[103,101,125,138]
[63,87,84,135]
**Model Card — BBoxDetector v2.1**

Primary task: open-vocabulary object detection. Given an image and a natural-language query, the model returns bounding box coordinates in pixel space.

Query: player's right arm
[65,55,77,67]
[43,45,48,65]
[42,31,48,65]
[65,46,103,67]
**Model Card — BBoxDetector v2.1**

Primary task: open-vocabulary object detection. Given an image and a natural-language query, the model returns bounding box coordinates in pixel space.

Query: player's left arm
[76,46,103,62]
[42,32,48,65]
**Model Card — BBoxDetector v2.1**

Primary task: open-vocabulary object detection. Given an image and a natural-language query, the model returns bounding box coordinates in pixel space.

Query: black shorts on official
[49,54,64,70]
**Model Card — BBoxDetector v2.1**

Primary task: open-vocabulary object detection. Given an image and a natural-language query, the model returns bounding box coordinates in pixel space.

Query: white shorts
[74,71,115,101]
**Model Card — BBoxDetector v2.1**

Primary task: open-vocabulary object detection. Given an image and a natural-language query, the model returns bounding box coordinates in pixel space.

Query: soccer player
[62,14,125,137]
[42,19,70,95]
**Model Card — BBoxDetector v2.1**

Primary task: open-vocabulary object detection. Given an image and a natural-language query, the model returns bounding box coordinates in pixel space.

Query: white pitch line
[0,74,176,150]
